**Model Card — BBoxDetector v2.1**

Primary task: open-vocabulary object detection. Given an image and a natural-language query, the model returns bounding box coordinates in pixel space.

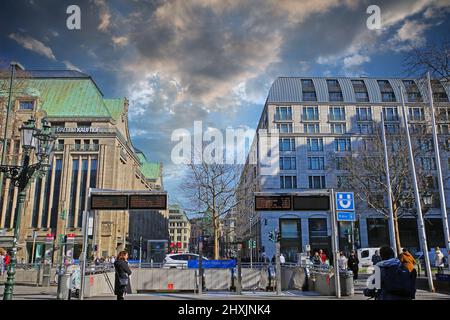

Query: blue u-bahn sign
[336,192,355,211]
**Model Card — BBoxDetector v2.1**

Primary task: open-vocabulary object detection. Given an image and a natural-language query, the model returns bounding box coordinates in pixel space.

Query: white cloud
[94,0,111,32]
[388,20,430,51]
[343,54,371,68]
[112,36,129,47]
[62,60,82,72]
[9,33,56,60]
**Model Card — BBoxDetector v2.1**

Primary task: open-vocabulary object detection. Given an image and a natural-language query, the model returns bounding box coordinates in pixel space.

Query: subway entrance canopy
[89,188,168,210]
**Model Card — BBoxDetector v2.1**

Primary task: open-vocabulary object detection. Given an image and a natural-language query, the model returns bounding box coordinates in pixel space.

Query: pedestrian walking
[0,248,6,276]
[4,251,10,268]
[434,247,445,273]
[365,246,415,300]
[371,250,382,265]
[279,253,286,265]
[399,248,415,272]
[348,250,359,283]
[399,248,417,299]
[338,251,348,270]
[114,251,132,300]
[319,249,326,265]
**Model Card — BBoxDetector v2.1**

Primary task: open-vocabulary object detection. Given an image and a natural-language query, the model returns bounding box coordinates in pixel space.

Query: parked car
[163,253,208,269]
[357,247,380,268]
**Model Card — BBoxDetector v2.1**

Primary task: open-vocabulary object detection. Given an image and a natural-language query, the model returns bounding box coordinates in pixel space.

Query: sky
[0,0,449,210]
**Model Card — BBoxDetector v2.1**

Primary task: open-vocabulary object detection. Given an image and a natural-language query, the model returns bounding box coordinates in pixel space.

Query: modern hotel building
[235,76,450,262]
[0,69,167,263]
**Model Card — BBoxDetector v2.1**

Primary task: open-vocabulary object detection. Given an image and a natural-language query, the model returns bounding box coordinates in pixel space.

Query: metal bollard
[41,264,51,287]
[57,273,72,300]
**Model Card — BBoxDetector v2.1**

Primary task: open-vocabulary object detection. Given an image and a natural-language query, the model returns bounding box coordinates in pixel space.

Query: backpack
[380,264,413,298]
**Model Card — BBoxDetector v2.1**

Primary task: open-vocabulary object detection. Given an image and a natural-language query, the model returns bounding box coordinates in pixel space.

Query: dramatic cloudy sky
[1,0,449,207]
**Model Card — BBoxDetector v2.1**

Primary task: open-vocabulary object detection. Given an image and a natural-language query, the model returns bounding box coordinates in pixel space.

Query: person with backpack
[365,246,415,300]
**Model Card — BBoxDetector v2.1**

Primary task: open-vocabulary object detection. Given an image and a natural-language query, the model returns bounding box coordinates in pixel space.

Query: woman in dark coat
[347,250,359,283]
[114,251,132,300]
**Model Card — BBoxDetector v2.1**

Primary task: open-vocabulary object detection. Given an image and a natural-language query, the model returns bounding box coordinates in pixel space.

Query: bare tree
[182,148,243,259]
[403,39,450,82]
[330,121,443,255]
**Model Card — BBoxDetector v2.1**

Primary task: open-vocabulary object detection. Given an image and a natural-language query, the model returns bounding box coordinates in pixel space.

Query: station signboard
[129,194,167,210]
[90,194,128,210]
[254,195,292,211]
[292,195,330,211]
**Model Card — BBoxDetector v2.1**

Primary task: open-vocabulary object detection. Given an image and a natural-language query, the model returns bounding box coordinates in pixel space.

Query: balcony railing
[69,144,100,152]
[53,144,64,151]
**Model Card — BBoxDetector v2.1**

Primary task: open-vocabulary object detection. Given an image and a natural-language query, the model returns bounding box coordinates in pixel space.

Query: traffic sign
[336,192,355,211]
[337,211,356,221]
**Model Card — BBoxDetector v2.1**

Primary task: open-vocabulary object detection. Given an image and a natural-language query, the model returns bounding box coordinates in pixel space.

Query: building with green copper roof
[0,68,167,261]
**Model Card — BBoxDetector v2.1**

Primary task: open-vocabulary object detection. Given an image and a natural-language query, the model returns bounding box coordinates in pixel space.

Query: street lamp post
[0,62,25,196]
[1,118,55,300]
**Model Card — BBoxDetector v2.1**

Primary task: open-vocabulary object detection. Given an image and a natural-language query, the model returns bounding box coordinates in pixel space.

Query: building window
[68,159,79,228]
[402,80,422,102]
[304,123,320,133]
[335,157,345,170]
[337,176,350,188]
[309,176,326,189]
[408,107,424,121]
[385,124,400,134]
[383,107,399,121]
[302,106,319,121]
[358,123,374,134]
[279,138,295,151]
[335,138,351,151]
[49,159,63,228]
[77,159,89,228]
[420,157,436,170]
[356,107,372,121]
[280,176,297,189]
[331,123,346,134]
[307,138,323,152]
[308,157,325,170]
[438,124,449,134]
[19,100,34,110]
[352,80,370,102]
[31,177,43,228]
[276,123,293,133]
[41,162,53,228]
[327,79,344,102]
[280,157,296,170]
[329,107,345,121]
[378,80,397,102]
[275,106,292,121]
[431,80,449,102]
[302,79,317,101]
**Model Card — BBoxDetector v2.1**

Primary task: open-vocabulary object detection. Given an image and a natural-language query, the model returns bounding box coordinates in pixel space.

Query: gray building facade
[236,76,450,262]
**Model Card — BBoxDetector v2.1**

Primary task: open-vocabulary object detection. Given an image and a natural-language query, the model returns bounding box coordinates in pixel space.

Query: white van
[357,248,380,268]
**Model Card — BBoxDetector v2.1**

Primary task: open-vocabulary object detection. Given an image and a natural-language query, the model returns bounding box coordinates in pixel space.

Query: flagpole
[426,72,450,271]
[380,111,398,256]
[400,85,434,292]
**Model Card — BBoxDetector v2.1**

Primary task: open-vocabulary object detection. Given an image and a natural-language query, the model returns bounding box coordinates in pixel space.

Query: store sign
[55,127,101,134]
[255,196,292,211]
